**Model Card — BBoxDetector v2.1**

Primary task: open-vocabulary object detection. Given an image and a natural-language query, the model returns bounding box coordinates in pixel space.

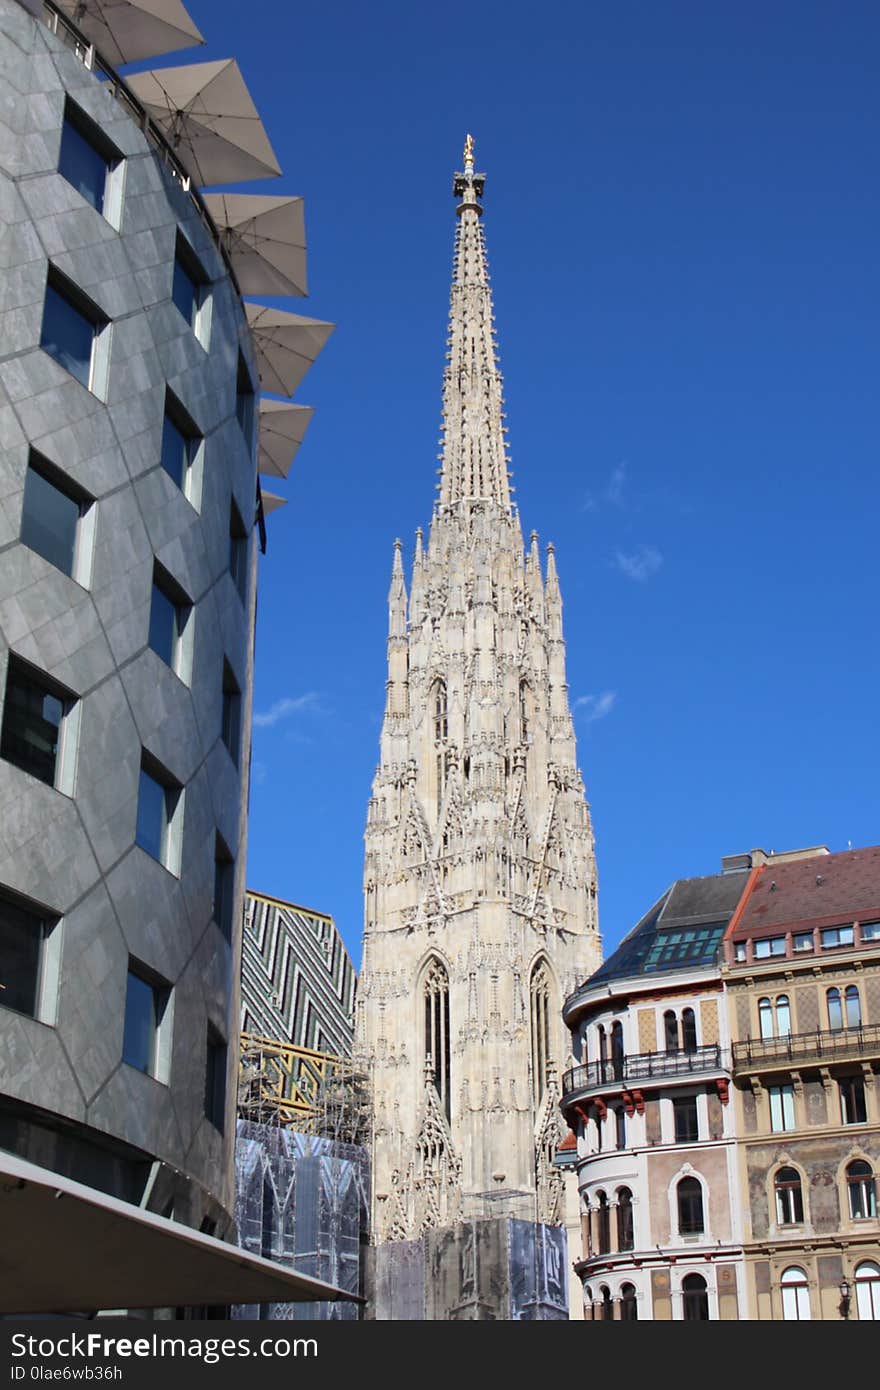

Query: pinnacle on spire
[388,538,407,638]
[438,138,513,514]
[546,542,558,585]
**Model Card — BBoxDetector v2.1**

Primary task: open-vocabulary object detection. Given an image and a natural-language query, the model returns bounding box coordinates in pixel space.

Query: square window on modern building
[821,925,855,949]
[229,500,248,603]
[769,1084,796,1133]
[122,962,170,1080]
[236,353,255,445]
[40,269,109,395]
[205,1025,227,1131]
[221,661,241,765]
[0,890,59,1021]
[1,656,78,793]
[672,1094,699,1143]
[160,392,202,501]
[136,755,183,875]
[148,565,191,680]
[58,100,122,223]
[172,235,210,346]
[20,453,94,584]
[840,1077,867,1125]
[213,836,234,942]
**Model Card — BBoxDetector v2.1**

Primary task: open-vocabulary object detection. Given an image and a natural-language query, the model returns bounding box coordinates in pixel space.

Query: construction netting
[233,1119,370,1320]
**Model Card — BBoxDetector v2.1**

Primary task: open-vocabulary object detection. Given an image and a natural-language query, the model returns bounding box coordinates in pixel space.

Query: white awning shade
[0,1151,356,1314]
[203,194,307,297]
[258,399,314,478]
[51,0,204,65]
[245,304,334,397]
[126,59,282,186]
[259,490,287,516]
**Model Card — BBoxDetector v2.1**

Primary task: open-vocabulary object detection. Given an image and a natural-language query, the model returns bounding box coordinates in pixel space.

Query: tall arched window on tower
[432,680,448,814]
[433,680,448,742]
[530,959,552,1106]
[423,957,451,1121]
[519,679,530,745]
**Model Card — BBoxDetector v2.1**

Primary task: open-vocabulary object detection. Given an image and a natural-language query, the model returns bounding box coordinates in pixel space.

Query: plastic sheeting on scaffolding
[233,1119,370,1321]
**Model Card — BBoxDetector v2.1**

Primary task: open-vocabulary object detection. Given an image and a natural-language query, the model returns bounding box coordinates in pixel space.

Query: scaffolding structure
[238,1031,372,1147]
[234,1033,372,1320]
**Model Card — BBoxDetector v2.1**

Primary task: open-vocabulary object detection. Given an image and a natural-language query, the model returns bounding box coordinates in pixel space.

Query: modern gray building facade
[0,0,324,1262]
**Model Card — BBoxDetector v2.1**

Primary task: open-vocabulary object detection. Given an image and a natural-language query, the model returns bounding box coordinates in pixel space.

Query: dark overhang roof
[580,868,750,991]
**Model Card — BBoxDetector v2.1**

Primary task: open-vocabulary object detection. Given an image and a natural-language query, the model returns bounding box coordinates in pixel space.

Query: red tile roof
[731,845,880,937]
[557,1130,578,1153]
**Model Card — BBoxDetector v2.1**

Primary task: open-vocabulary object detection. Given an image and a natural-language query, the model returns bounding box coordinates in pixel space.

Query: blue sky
[171,1,879,967]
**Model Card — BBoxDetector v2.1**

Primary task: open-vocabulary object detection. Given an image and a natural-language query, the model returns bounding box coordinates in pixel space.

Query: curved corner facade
[0,1,258,1232]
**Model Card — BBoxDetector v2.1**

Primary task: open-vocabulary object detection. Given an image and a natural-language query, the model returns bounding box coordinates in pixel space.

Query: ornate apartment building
[562,863,747,1320]
[724,844,880,1320]
[356,139,602,1317]
[563,843,880,1320]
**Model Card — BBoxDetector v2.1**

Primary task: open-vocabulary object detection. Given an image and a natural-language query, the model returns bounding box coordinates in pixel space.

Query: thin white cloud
[605,461,626,506]
[615,545,663,581]
[573,690,617,723]
[252,692,324,728]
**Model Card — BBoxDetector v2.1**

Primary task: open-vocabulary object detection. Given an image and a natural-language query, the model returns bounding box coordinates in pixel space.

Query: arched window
[616,1187,634,1251]
[827,987,843,1031]
[519,680,530,744]
[845,985,862,1028]
[677,1177,704,1235]
[847,1160,877,1219]
[620,1283,638,1321]
[530,960,552,1105]
[664,1010,679,1053]
[423,958,451,1120]
[597,1024,607,1063]
[780,1266,811,1320]
[681,1273,709,1320]
[614,1106,626,1150]
[855,1261,880,1320]
[433,680,448,742]
[600,1285,613,1321]
[758,997,773,1040]
[776,994,791,1037]
[610,1019,624,1078]
[596,1191,610,1255]
[584,1284,595,1321]
[681,1008,697,1053]
[774,1166,804,1225]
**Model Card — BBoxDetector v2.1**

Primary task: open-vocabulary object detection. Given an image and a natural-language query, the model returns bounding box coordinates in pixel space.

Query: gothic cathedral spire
[359,139,602,1253]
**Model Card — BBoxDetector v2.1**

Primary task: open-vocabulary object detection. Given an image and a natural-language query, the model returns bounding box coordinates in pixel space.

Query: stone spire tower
[358,138,602,1263]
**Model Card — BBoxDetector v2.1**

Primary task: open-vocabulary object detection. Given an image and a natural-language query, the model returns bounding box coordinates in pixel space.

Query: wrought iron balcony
[562,1044,728,1104]
[731,1023,880,1074]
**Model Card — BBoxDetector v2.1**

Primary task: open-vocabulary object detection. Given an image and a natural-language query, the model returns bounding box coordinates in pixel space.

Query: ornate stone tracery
[358,140,602,1243]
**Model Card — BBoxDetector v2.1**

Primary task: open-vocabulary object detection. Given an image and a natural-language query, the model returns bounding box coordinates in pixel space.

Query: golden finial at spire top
[463,133,474,167]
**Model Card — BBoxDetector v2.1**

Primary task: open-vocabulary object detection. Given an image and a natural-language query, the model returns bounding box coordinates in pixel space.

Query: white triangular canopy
[126,59,281,185]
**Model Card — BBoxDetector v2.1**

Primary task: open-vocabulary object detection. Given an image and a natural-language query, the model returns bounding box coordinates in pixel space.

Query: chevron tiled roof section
[240,890,356,1057]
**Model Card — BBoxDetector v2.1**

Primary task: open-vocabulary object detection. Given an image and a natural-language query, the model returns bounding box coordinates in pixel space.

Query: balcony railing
[562,1044,728,1101]
[732,1023,880,1073]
